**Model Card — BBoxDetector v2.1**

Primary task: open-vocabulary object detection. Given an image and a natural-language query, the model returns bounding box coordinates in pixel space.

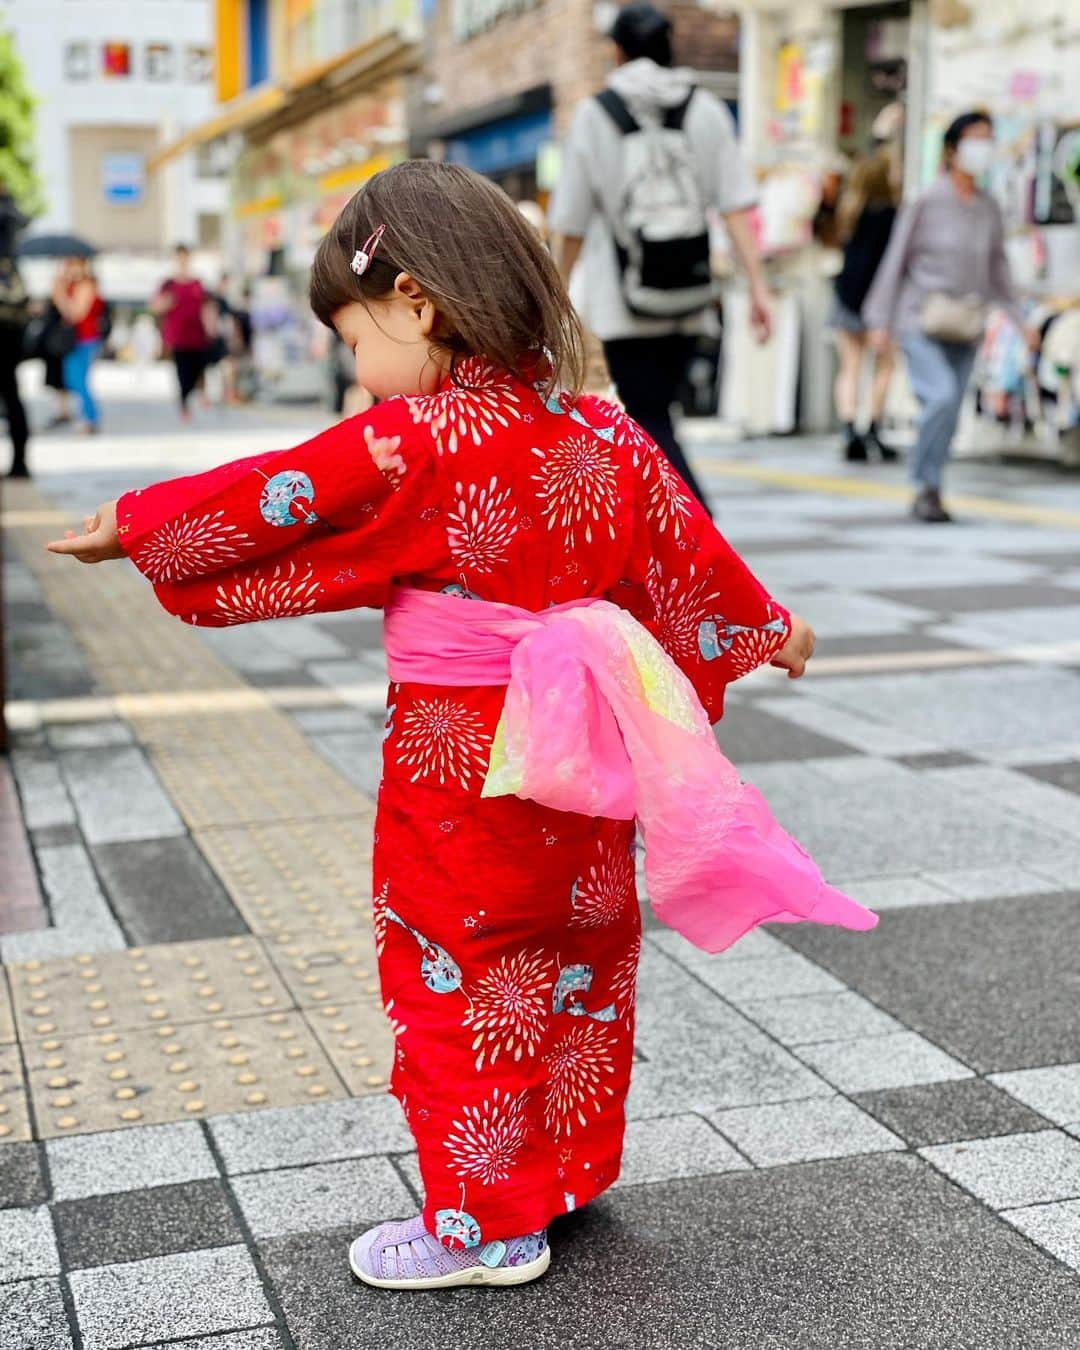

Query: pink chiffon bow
[384,587,877,952]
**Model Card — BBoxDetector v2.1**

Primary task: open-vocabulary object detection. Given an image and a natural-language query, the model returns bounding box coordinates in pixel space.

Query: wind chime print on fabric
[115,359,791,1245]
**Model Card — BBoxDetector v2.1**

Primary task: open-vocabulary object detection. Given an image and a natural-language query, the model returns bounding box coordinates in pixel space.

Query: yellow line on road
[704,462,1080,528]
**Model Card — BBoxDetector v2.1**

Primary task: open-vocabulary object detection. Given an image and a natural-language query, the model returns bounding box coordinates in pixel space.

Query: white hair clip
[351,224,387,277]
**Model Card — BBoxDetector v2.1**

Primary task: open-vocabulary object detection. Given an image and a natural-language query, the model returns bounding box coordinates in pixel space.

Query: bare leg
[866,339,900,461]
[834,330,864,425]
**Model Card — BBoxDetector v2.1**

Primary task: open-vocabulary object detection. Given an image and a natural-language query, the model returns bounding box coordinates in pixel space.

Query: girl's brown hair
[836,149,901,243]
[310,160,584,398]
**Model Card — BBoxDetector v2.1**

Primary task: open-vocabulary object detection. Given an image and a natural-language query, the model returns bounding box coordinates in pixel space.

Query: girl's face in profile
[333,274,448,402]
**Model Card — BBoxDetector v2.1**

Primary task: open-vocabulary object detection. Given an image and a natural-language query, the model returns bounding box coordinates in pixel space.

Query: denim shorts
[828,298,867,335]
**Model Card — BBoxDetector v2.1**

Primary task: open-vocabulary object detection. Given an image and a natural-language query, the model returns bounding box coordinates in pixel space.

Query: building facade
[409,0,743,205]
[5,0,225,281]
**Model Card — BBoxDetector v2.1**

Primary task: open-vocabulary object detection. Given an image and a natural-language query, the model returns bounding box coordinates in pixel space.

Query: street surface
[4,364,1080,1347]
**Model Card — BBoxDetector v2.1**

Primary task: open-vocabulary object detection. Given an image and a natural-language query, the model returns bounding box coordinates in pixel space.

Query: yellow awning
[149,32,419,171]
[148,85,287,171]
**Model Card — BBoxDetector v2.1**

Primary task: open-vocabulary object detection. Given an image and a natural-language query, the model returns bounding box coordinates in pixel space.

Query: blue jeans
[63,339,101,427]
[900,331,977,490]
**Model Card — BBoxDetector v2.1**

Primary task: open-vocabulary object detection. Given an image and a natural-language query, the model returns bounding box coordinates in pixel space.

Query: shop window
[102,42,131,78]
[186,46,213,84]
[145,43,175,82]
[197,213,224,249]
[64,42,91,81]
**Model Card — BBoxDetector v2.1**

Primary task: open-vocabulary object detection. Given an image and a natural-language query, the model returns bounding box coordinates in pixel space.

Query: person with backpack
[550,3,773,510]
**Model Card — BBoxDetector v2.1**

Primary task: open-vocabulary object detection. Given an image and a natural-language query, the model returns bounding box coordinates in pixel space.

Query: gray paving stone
[767,549,1037,591]
[614,1114,750,1185]
[874,582,1080,613]
[649,932,845,1005]
[0,1141,47,1210]
[69,1245,271,1350]
[1004,1200,1080,1274]
[923,865,1064,901]
[831,873,961,910]
[737,990,905,1046]
[0,925,128,964]
[711,1095,901,1167]
[59,746,185,845]
[46,721,133,750]
[10,749,76,829]
[781,893,1080,1074]
[921,764,1080,839]
[134,1333,285,1350]
[47,1122,219,1201]
[209,1094,413,1174]
[289,706,381,736]
[1020,759,1080,795]
[90,837,246,945]
[53,1179,243,1271]
[991,1065,1080,1127]
[231,1156,413,1239]
[259,1153,1080,1349]
[759,584,935,636]
[795,1031,974,1093]
[854,1080,1050,1148]
[196,626,300,675]
[894,750,982,770]
[0,1279,72,1350]
[307,732,382,794]
[935,604,1080,651]
[0,1204,60,1281]
[921,1130,1080,1210]
[804,665,1080,752]
[262,619,351,661]
[756,696,947,757]
[715,704,855,763]
[628,945,834,1114]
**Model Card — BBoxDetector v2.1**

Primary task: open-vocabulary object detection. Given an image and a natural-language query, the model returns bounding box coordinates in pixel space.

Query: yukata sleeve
[117,398,445,626]
[591,400,790,723]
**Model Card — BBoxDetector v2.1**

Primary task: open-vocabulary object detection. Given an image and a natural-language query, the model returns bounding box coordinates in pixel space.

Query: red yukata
[117,359,790,1245]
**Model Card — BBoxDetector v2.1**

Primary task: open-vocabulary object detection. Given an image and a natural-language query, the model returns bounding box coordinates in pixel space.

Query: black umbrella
[18,233,98,259]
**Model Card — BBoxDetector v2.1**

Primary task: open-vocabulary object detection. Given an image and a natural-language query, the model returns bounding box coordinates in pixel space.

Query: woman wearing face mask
[864,112,1037,521]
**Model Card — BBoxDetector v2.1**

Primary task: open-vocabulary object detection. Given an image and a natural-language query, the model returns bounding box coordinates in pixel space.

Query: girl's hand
[46,500,124,563]
[770,614,816,679]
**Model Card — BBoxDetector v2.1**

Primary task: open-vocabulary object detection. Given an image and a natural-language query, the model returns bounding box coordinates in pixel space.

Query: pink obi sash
[384,587,877,953]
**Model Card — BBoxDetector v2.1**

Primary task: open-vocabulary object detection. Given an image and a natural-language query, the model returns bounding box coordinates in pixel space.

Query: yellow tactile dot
[196,985,216,998]
[29,988,48,1001]
[0,1124,12,1137]
[98,1033,119,1046]
[35,1023,56,1035]
[87,1000,108,1011]
[206,1003,224,1014]
[26,974,45,987]
[41,1040,61,1051]
[307,1085,330,1098]
[285,1047,306,1060]
[366,1075,385,1087]
[132,963,151,974]
[120,1108,143,1122]
[92,1016,113,1029]
[56,1116,79,1129]
[136,978,155,990]
[129,949,146,959]
[168,1061,191,1074]
[44,1056,65,1070]
[103,1050,125,1063]
[185,1100,206,1113]
[236,1072,258,1086]
[156,1026,175,1038]
[352,1056,373,1069]
[242,967,260,978]
[108,1069,130,1082]
[220,1036,240,1050]
[295,1065,318,1078]
[0,1104,10,1115]
[149,1010,168,1021]
[47,1076,68,1089]
[213,1020,232,1031]
[183,956,201,967]
[51,1095,75,1109]
[276,1030,297,1042]
[177,1080,199,1093]
[23,962,42,971]
[143,993,163,1005]
[115,1088,136,1101]
[246,1091,267,1105]
[227,1054,248,1067]
[342,1039,361,1051]
[162,1044,183,1057]
[75,955,93,966]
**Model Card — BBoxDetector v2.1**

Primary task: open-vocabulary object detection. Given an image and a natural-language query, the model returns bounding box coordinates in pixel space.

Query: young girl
[49,162,875,1291]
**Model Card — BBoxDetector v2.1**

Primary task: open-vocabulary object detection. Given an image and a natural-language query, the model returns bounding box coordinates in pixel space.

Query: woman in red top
[151,244,209,421]
[53,257,105,433]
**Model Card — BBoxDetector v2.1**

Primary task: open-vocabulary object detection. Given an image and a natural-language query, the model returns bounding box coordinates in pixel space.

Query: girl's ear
[394,271,437,337]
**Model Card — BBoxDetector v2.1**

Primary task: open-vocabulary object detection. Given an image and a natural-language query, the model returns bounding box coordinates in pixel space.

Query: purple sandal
[349,1215,550,1289]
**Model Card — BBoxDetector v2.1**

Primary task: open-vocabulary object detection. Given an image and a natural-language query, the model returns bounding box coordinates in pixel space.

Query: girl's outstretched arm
[47,400,448,625]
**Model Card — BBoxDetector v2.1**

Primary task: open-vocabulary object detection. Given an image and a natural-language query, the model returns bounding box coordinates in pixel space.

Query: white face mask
[955,138,994,177]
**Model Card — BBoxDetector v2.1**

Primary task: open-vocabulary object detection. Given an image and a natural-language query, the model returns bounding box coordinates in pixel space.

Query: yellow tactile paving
[194,820,374,938]
[7,938,292,1041]
[0,1046,33,1142]
[302,1001,395,1097]
[23,1011,347,1138]
[264,928,382,1009]
[0,972,15,1045]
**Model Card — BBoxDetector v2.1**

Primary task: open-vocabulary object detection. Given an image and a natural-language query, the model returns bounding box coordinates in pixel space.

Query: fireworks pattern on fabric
[447,477,519,574]
[570,839,635,929]
[394,698,491,789]
[213,562,321,625]
[463,949,555,1070]
[443,1087,531,1184]
[409,358,525,455]
[531,434,620,544]
[646,559,720,664]
[543,1020,618,1138]
[610,935,641,1021]
[134,510,254,583]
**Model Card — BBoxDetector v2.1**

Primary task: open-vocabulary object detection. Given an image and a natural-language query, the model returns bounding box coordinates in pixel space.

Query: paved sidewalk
[4,421,1080,1347]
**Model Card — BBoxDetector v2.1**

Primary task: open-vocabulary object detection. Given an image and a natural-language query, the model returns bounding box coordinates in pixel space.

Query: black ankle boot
[912,486,952,523]
[843,432,869,462]
[866,423,899,462]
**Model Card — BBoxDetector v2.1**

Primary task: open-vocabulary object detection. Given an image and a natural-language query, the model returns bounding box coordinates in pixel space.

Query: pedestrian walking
[48,161,875,1292]
[830,150,901,463]
[549,2,774,511]
[0,181,30,476]
[151,245,210,421]
[52,258,105,434]
[864,111,1036,521]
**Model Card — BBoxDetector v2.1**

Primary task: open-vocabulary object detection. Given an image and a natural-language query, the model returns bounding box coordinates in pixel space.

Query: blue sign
[102,152,145,206]
[444,109,553,179]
